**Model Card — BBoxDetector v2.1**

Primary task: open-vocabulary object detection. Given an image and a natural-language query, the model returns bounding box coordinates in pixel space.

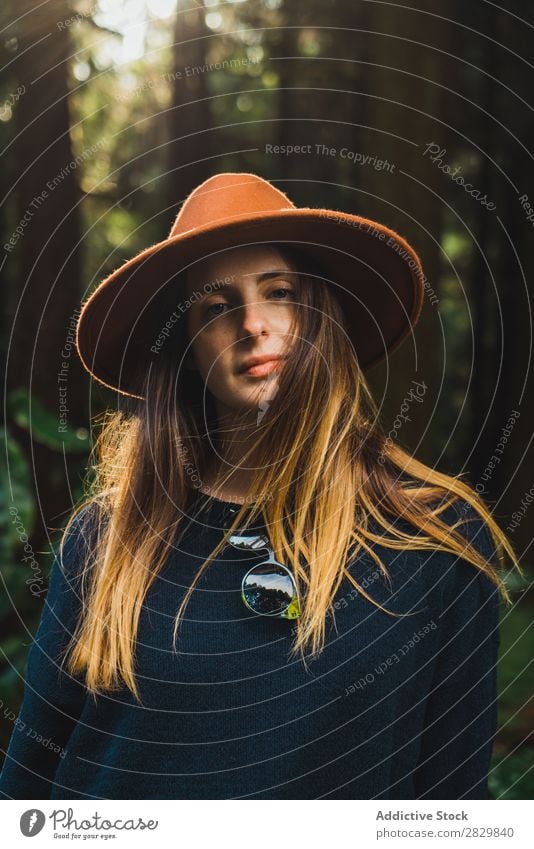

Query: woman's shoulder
[58,498,105,578]
[368,496,499,605]
[368,496,495,560]
[423,498,500,612]
[436,497,497,567]
[34,501,104,625]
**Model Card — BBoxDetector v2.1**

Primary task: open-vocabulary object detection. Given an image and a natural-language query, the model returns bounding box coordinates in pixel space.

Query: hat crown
[169,172,296,238]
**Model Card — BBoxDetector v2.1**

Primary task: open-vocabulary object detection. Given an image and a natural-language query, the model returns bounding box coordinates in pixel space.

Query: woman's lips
[240,359,283,377]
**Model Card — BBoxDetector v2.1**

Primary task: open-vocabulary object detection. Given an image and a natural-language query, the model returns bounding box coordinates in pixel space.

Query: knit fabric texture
[0,495,500,800]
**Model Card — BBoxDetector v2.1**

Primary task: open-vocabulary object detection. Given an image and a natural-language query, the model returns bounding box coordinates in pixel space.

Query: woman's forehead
[185,244,297,287]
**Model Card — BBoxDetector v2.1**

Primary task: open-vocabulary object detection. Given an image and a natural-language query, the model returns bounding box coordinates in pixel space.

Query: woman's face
[184,244,300,417]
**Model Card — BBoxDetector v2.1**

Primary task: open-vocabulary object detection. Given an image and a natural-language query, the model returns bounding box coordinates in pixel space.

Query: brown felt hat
[76,171,426,399]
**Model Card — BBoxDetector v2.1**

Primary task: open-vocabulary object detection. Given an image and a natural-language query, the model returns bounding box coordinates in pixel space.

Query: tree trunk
[6,0,86,535]
[166,3,215,218]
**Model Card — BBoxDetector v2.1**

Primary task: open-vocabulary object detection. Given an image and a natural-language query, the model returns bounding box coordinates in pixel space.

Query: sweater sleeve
[0,508,94,799]
[412,505,501,800]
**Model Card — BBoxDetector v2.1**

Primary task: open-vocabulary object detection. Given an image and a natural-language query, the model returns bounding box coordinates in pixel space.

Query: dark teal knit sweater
[0,495,500,800]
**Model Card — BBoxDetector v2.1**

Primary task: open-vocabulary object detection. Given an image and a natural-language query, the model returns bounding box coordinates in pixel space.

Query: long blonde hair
[63,246,523,702]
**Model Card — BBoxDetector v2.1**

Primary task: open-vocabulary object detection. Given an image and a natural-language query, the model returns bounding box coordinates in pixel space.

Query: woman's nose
[238,301,270,336]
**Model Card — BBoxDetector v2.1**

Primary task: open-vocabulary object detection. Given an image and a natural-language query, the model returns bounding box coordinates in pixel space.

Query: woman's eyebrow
[255,269,295,281]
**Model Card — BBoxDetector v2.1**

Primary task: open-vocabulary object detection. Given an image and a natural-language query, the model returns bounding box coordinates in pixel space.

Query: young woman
[0,172,522,801]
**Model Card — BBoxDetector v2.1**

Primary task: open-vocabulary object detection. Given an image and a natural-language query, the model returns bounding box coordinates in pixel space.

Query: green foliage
[7,388,89,453]
[0,424,51,752]
[0,393,87,756]
[489,600,534,800]
[0,426,34,562]
[489,749,534,800]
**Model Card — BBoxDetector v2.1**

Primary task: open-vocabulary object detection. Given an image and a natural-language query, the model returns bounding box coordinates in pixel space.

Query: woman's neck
[201,411,262,503]
[197,465,256,504]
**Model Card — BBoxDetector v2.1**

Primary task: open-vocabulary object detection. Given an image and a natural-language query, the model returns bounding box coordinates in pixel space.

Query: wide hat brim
[76,207,426,399]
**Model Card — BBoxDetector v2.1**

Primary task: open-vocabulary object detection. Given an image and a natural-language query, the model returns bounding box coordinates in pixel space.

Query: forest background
[0,0,532,798]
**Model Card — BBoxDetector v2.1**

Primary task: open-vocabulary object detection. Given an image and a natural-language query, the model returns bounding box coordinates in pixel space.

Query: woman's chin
[215,389,276,417]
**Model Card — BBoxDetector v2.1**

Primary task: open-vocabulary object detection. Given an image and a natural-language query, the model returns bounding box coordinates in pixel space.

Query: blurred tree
[5,0,88,539]
[359,1,453,471]
[166,2,215,215]
[459,1,534,531]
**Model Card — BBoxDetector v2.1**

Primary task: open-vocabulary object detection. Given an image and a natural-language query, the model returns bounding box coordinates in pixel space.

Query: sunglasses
[226,531,301,620]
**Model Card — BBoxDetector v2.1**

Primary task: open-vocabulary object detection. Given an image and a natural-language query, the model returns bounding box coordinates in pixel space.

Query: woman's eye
[205,288,294,317]
[205,302,227,316]
[270,288,294,299]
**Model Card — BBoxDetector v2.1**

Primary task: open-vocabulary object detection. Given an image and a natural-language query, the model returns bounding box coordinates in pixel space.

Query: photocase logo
[20,809,46,836]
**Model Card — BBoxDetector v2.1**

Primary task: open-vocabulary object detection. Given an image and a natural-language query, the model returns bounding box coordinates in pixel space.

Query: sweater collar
[186,488,266,532]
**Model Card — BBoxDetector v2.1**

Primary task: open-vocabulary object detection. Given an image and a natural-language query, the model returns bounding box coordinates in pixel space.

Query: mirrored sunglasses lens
[228,533,270,551]
[242,564,296,615]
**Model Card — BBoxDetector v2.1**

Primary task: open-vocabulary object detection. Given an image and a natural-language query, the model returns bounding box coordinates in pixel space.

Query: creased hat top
[168,172,296,238]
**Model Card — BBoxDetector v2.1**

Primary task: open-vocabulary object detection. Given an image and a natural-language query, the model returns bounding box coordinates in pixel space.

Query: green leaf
[7,388,89,453]
[0,426,35,558]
